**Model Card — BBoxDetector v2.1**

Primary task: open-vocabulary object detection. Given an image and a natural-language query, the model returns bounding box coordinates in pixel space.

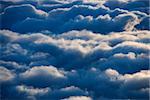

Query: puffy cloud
[1,0,149,33]
[0,60,26,71]
[60,13,139,33]
[0,0,149,99]
[1,64,149,99]
[20,66,66,87]
[104,0,149,14]
[0,67,15,83]
[15,85,88,100]
[118,70,150,99]
[64,68,150,99]
[63,96,92,100]
[93,52,149,74]
[0,30,149,73]
[0,4,48,29]
[45,86,88,99]
[16,85,50,96]
[136,16,150,30]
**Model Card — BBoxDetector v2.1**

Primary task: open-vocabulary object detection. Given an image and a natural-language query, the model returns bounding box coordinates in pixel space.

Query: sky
[0,0,150,100]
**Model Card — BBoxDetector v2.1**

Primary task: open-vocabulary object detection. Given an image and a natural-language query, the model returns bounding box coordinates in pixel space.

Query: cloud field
[0,0,150,99]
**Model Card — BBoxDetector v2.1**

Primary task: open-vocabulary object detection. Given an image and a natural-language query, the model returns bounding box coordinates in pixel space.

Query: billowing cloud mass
[0,0,149,33]
[0,0,149,100]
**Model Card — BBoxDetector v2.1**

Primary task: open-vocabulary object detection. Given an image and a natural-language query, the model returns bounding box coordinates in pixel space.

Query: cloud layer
[0,0,149,33]
[0,0,149,99]
[0,29,150,99]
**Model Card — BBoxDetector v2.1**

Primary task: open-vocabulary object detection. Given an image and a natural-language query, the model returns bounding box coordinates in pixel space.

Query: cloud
[0,67,15,83]
[1,0,148,33]
[1,64,149,99]
[15,85,88,100]
[60,13,139,33]
[63,96,92,100]
[16,85,50,96]
[46,86,88,99]
[0,30,149,73]
[119,70,150,99]
[136,16,150,30]
[93,52,149,74]
[0,0,149,99]
[67,68,150,99]
[0,4,47,30]
[1,29,149,99]
[104,0,149,14]
[20,66,67,87]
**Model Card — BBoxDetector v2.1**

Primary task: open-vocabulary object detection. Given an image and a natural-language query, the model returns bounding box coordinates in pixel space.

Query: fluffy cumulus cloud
[20,66,66,87]
[0,0,149,33]
[0,67,15,82]
[63,96,92,100]
[104,0,150,14]
[0,0,149,99]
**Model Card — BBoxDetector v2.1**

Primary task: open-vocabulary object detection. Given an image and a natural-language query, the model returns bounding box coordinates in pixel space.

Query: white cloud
[0,67,15,82]
[1,0,148,33]
[63,96,92,100]
[16,85,50,96]
[21,66,65,78]
[0,0,149,99]
[20,66,67,87]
